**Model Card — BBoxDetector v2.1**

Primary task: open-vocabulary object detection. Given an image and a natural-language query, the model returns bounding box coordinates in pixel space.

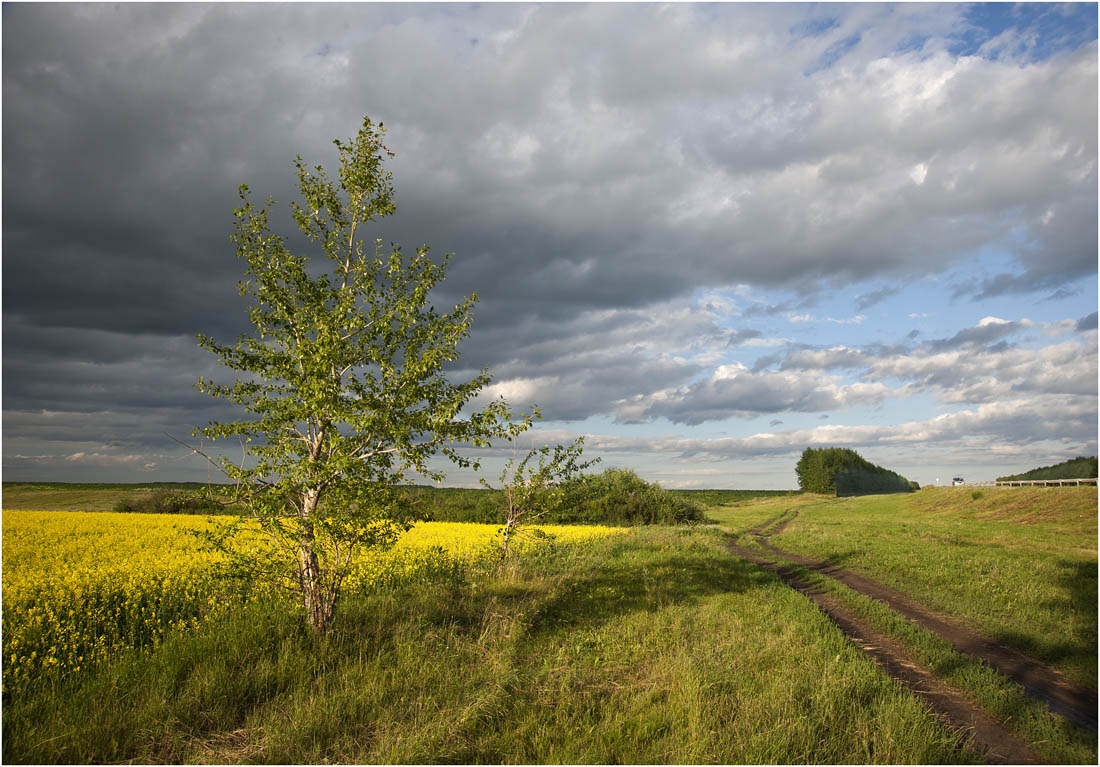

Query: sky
[3,2,1097,490]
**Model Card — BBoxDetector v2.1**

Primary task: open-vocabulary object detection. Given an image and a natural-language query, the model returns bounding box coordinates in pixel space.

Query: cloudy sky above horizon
[4,2,1097,489]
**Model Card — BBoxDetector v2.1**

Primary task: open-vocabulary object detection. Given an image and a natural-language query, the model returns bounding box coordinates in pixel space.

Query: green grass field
[4,527,979,764]
[709,486,1098,764]
[713,487,1097,688]
[3,484,1096,763]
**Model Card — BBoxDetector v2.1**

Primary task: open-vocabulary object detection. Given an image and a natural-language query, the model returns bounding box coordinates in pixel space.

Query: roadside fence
[963,478,1098,488]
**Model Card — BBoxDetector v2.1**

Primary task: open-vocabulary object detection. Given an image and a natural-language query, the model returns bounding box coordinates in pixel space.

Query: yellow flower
[2,510,622,692]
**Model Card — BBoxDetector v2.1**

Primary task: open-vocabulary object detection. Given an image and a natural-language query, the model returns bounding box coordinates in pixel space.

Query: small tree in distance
[193,116,532,633]
[483,437,599,570]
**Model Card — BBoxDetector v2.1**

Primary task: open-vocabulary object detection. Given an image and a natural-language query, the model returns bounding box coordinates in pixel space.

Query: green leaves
[795,447,916,496]
[194,115,532,631]
[485,437,599,566]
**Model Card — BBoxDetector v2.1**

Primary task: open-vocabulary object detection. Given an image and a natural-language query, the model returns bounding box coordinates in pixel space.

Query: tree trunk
[498,518,515,568]
[299,487,334,633]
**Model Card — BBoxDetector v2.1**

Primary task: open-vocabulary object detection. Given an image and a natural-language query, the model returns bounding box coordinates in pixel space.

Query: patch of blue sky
[707,273,1091,392]
[950,2,1098,61]
[732,284,916,347]
[788,14,842,41]
[844,392,955,426]
[945,248,1097,324]
[804,32,863,74]
[891,30,939,57]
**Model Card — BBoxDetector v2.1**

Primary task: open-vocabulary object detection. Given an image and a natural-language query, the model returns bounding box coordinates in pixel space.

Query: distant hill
[997,456,1098,482]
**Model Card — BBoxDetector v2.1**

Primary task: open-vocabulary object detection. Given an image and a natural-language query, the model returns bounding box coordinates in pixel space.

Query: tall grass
[4,527,978,764]
[777,562,1098,764]
[736,487,1098,688]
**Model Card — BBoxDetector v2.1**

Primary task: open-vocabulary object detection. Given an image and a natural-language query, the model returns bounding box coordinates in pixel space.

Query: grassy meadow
[713,486,1098,764]
[716,486,1098,687]
[2,484,1096,763]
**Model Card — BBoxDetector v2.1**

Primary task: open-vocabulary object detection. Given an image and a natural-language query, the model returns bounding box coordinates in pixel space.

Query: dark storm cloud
[1077,312,1099,332]
[7,3,1094,336]
[3,3,1096,480]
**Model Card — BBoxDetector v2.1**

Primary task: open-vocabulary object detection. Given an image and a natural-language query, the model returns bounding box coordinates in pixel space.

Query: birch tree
[194,116,530,633]
[483,438,598,570]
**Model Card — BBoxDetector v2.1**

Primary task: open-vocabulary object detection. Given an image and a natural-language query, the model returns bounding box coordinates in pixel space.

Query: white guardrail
[963,478,1098,488]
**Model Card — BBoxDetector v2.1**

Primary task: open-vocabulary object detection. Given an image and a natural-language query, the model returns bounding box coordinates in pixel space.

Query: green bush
[399,472,704,526]
[398,486,503,523]
[112,490,225,515]
[556,469,705,525]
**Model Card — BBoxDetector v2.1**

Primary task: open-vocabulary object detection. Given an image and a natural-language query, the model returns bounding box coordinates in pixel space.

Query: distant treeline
[668,489,801,506]
[796,447,919,497]
[3,481,226,492]
[402,481,798,525]
[101,471,708,525]
[997,456,1098,482]
[26,479,795,525]
[114,489,228,515]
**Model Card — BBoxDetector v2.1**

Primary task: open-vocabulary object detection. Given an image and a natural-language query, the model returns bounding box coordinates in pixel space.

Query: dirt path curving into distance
[727,541,1043,764]
[724,505,1099,763]
[745,510,1098,733]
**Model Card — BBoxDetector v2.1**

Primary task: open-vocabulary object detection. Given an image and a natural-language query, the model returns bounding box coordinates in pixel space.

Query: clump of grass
[112,489,226,515]
[971,490,984,501]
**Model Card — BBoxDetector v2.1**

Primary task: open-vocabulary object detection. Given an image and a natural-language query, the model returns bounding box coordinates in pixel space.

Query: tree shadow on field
[815,549,861,571]
[1055,558,1099,633]
[992,558,1098,677]
[524,545,774,637]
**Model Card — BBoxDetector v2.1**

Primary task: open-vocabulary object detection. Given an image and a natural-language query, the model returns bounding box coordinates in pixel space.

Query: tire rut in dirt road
[747,520,1098,733]
[727,542,1044,765]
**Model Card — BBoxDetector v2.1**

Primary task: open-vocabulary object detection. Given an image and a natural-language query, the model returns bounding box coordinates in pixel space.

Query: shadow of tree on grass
[991,558,1097,683]
[524,542,774,638]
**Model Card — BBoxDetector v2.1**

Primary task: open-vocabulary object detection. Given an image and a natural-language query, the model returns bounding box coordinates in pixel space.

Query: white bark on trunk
[298,486,333,632]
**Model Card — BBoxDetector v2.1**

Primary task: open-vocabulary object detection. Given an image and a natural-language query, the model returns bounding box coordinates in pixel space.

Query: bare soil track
[725,508,1098,764]
[727,541,1041,764]
[753,512,1097,732]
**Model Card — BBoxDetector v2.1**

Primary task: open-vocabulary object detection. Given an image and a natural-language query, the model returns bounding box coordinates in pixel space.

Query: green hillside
[997,456,1097,482]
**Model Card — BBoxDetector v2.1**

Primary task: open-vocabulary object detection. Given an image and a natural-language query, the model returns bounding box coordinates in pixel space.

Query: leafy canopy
[192,116,531,628]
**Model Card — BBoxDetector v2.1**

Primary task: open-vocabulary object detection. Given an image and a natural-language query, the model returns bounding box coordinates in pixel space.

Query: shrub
[113,490,225,515]
[556,469,705,525]
[398,486,502,523]
[396,473,705,526]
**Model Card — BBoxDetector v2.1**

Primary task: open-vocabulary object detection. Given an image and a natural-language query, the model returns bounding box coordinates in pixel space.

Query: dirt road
[726,508,1097,764]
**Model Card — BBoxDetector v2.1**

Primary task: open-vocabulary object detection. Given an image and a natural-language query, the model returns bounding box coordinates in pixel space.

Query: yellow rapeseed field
[2,510,621,693]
